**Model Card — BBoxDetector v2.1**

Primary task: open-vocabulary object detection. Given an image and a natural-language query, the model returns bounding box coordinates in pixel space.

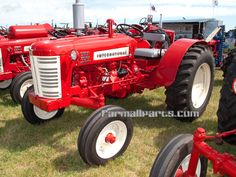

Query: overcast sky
[0,0,236,31]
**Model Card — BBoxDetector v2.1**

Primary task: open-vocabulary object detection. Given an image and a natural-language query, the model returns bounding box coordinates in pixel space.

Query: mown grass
[0,69,235,177]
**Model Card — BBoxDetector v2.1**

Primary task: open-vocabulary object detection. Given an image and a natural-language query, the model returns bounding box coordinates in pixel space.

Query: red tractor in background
[21,17,214,165]
[0,23,54,90]
[149,50,236,177]
[0,23,78,104]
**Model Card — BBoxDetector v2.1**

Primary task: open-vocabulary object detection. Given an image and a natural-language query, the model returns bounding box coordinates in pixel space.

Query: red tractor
[0,23,76,103]
[149,50,236,177]
[0,23,78,104]
[21,18,214,165]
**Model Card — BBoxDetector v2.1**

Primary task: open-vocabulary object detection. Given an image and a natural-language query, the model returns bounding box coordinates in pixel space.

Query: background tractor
[0,23,77,104]
[0,23,53,90]
[149,49,236,177]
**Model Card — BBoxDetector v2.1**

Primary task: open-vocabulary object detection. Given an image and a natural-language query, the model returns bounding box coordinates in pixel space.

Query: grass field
[0,69,235,177]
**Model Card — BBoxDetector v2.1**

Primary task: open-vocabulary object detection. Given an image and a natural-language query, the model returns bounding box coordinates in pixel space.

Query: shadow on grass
[0,107,94,171]
[53,150,91,172]
[214,79,223,87]
[0,89,168,171]
[0,89,18,107]
[0,87,219,173]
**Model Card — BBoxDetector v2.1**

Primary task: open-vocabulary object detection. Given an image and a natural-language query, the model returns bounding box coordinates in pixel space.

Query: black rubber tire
[10,73,24,102]
[78,105,115,164]
[10,71,32,104]
[78,105,133,165]
[165,44,214,122]
[149,134,208,177]
[21,86,64,124]
[217,59,236,145]
[221,49,236,77]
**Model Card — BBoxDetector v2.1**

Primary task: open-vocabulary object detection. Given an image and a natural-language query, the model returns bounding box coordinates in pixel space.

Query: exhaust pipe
[159,14,163,28]
[73,0,85,35]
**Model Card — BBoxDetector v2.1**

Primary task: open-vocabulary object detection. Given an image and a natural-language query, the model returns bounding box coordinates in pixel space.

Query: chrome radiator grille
[30,55,62,98]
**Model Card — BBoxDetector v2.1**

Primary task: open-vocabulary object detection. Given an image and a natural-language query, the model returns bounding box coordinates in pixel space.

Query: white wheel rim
[191,63,211,109]
[33,106,58,120]
[20,79,33,98]
[0,79,12,89]
[95,120,128,159]
[174,154,201,177]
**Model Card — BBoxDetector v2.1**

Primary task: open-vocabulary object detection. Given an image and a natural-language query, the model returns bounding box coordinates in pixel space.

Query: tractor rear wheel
[149,134,207,177]
[78,105,133,165]
[0,79,12,89]
[165,44,214,121]
[217,57,236,145]
[10,71,32,104]
[21,86,64,124]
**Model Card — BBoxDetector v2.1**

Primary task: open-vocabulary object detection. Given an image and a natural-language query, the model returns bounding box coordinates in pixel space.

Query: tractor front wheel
[165,44,214,121]
[21,87,64,124]
[10,71,32,104]
[149,134,207,177]
[78,105,133,165]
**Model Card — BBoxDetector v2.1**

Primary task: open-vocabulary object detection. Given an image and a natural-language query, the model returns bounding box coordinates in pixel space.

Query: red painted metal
[183,128,236,177]
[0,24,54,82]
[8,24,49,39]
[208,40,218,63]
[0,23,79,83]
[107,19,115,38]
[105,133,116,144]
[153,39,207,87]
[27,19,208,112]
[175,169,184,177]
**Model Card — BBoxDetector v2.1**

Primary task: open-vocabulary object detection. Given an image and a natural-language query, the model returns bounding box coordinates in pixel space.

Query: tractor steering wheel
[116,24,143,38]
[0,26,7,35]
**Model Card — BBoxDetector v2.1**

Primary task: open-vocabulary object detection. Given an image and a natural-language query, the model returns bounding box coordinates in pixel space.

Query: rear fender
[154,39,207,87]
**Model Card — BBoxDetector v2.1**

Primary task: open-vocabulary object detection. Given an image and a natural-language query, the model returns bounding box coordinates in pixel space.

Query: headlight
[71,50,78,61]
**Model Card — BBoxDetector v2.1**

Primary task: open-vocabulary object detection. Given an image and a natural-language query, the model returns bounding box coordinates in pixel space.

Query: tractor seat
[134,32,166,59]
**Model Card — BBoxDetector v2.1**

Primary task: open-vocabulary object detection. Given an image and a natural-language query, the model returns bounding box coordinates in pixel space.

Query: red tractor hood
[31,34,137,57]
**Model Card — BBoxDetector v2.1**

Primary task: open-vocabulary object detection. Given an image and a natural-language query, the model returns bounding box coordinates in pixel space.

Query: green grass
[0,69,235,177]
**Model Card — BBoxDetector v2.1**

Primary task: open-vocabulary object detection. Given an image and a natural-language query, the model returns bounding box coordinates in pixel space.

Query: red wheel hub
[175,167,184,177]
[105,133,116,144]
